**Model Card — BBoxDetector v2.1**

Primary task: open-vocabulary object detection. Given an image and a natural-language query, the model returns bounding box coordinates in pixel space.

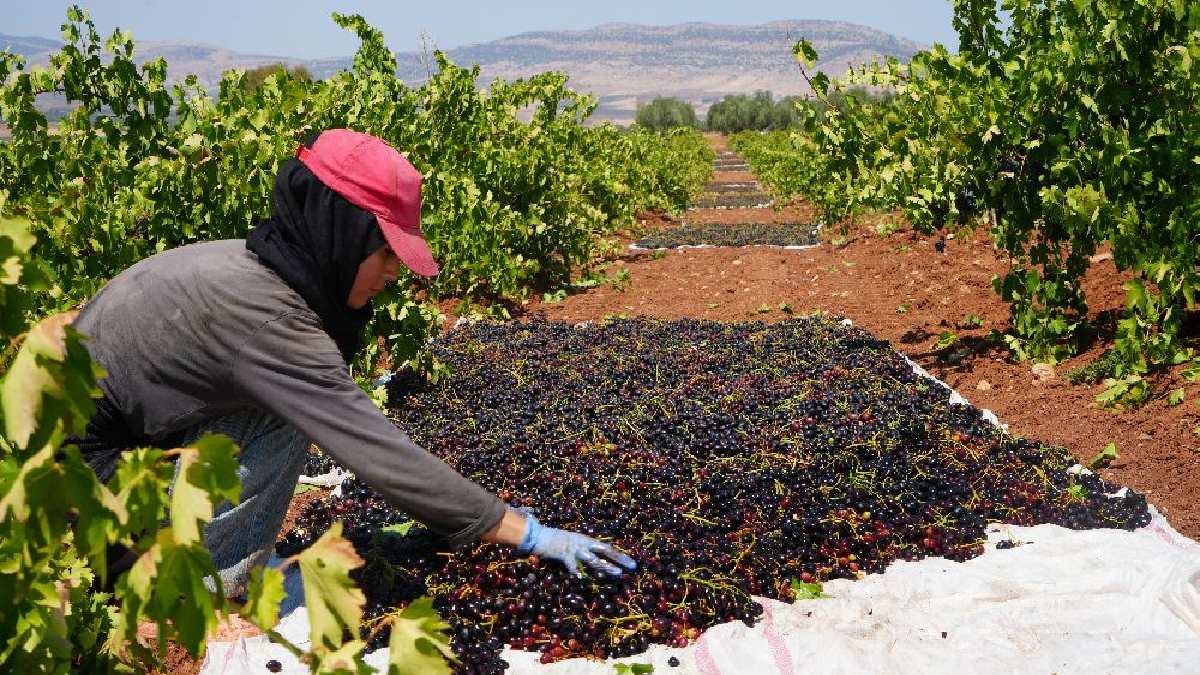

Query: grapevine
[0,7,713,380]
[0,7,712,673]
[733,1,1200,405]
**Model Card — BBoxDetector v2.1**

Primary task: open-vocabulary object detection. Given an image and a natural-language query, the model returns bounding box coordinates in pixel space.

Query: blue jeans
[175,409,308,596]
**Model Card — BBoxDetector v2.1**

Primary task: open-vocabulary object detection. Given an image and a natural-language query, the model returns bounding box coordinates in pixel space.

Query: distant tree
[705,91,784,134]
[241,63,312,92]
[706,88,896,134]
[635,97,698,131]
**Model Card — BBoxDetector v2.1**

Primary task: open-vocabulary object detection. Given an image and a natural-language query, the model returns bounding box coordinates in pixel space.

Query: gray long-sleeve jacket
[72,239,506,548]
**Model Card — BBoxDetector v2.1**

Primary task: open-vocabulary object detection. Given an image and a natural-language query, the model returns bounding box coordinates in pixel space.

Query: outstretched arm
[232,313,506,548]
[235,312,636,575]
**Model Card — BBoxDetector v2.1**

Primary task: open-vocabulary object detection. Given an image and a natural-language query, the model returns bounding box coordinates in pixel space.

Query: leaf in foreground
[170,435,240,546]
[243,566,287,631]
[298,523,365,651]
[387,596,456,675]
[2,314,99,450]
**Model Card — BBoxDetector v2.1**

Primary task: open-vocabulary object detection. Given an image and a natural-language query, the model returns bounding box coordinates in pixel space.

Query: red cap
[297,129,439,277]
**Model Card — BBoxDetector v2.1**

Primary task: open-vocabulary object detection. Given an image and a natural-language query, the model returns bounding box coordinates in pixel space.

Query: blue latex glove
[515,514,637,578]
[372,371,394,389]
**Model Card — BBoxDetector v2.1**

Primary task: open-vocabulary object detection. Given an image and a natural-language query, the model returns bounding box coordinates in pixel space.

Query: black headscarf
[246,145,388,363]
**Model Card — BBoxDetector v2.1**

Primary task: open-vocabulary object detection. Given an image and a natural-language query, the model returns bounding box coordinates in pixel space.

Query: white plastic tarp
[626,222,824,252]
[202,514,1200,675]
[628,243,820,252]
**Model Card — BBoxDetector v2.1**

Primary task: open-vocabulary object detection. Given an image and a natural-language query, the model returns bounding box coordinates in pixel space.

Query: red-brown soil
[519,149,1200,539]
[281,485,332,535]
[682,203,820,225]
[707,133,731,151]
[712,169,756,183]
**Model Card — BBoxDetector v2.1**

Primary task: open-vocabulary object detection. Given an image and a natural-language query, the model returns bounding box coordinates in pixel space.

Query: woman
[71,129,634,595]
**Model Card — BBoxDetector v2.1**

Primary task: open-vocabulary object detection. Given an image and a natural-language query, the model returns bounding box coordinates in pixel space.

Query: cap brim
[378,215,439,277]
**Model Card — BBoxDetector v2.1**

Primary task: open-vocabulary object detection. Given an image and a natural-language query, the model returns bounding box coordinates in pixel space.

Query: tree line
[243,68,894,136]
[635,89,893,133]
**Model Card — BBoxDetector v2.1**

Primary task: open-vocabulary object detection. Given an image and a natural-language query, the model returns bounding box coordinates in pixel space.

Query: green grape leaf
[614,663,654,674]
[792,40,819,68]
[2,313,100,450]
[122,541,162,619]
[298,522,366,651]
[811,72,831,96]
[112,447,174,537]
[1124,279,1149,314]
[0,212,37,286]
[155,538,225,652]
[187,434,241,504]
[934,331,958,351]
[318,638,369,674]
[58,444,125,563]
[1184,360,1200,382]
[382,520,416,536]
[170,435,240,546]
[120,533,223,655]
[1088,443,1119,470]
[1168,388,1186,407]
[243,566,287,631]
[791,578,827,599]
[386,596,456,675]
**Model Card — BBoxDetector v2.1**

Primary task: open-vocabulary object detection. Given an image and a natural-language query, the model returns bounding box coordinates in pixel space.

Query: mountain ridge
[2,19,925,123]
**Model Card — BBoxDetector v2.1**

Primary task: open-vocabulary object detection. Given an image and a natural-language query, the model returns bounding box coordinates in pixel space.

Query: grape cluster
[281,317,1149,674]
[301,448,336,477]
[635,222,819,249]
[954,189,977,225]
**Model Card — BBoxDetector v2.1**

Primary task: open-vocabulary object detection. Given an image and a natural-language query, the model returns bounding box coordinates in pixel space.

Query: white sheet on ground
[202,514,1200,675]
[296,466,352,488]
[201,319,1200,675]
[628,243,820,252]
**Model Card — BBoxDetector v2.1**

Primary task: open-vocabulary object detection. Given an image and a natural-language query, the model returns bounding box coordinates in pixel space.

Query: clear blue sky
[4,1,958,59]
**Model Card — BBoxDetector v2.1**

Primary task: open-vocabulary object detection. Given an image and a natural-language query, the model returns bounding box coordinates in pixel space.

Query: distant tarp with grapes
[202,318,1200,675]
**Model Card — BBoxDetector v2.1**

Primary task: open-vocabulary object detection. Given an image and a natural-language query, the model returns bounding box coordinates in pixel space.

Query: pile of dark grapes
[280,317,1149,674]
[635,222,820,249]
[692,192,773,209]
[301,448,337,477]
[713,153,748,171]
[703,182,760,193]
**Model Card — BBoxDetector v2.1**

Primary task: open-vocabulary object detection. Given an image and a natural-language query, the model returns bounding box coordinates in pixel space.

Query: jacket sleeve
[230,312,506,549]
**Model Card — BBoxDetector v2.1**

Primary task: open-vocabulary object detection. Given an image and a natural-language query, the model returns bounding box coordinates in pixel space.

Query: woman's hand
[483,508,637,577]
[514,513,637,578]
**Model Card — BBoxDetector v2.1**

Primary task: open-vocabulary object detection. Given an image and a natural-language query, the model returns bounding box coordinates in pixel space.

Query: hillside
[315,20,925,122]
[2,19,923,124]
